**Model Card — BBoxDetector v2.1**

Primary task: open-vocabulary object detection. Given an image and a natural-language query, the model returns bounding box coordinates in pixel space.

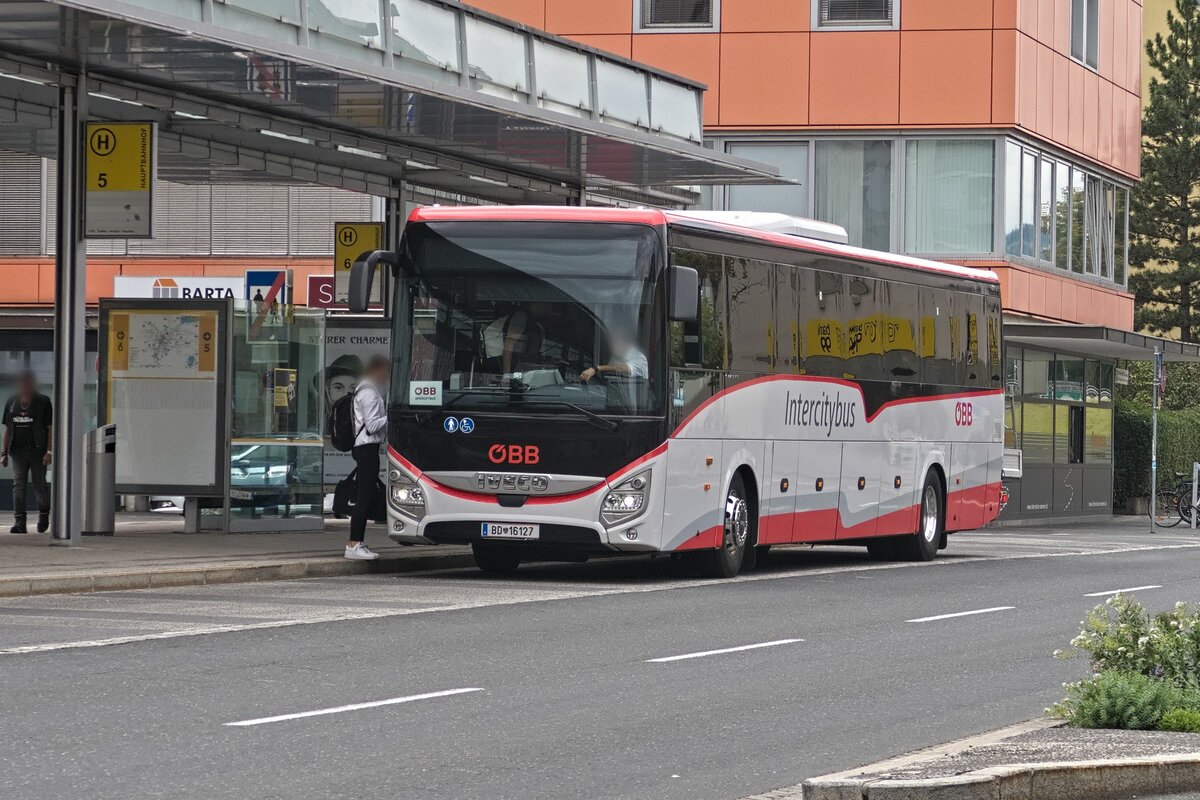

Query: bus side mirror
[670,265,699,322]
[349,250,400,313]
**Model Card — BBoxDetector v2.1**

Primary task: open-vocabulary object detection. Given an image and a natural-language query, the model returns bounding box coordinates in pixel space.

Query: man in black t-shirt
[2,371,52,534]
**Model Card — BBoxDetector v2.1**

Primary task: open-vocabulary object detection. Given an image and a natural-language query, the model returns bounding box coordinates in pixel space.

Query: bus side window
[845,276,882,382]
[669,248,725,370]
[880,280,920,381]
[727,257,776,375]
[919,288,953,386]
[777,263,803,374]
[985,295,1002,387]
[963,292,985,387]
[801,269,845,379]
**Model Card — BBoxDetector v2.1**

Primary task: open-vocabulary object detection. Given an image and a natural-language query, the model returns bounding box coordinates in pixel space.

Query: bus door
[837,443,880,538]
[760,441,799,545]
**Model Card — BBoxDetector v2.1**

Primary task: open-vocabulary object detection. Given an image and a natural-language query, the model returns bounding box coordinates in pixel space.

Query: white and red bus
[348,206,1004,576]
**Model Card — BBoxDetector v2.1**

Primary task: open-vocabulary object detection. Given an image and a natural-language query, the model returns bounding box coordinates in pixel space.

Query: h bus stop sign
[85,122,155,238]
[334,222,383,306]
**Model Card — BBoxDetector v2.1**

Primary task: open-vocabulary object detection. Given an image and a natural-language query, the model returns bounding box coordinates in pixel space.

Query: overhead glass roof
[0,0,781,203]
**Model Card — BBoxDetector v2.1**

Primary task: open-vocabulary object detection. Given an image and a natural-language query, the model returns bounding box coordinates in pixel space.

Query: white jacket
[352,377,388,447]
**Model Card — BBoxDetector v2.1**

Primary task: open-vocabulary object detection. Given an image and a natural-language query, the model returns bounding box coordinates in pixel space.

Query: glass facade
[726,142,808,217]
[813,140,892,251]
[1002,139,1128,286]
[904,139,994,254]
[715,134,1130,293]
[1004,346,1115,467]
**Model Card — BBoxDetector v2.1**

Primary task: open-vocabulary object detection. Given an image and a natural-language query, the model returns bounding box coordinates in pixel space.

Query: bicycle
[1151,472,1192,528]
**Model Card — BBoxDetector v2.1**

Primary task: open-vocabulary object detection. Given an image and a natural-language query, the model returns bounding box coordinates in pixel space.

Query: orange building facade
[470,0,1140,331]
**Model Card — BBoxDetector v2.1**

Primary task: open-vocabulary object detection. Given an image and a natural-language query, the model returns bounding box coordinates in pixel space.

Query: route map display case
[99,299,231,496]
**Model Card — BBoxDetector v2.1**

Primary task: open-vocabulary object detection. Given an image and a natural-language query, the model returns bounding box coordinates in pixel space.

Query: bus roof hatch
[670,211,849,245]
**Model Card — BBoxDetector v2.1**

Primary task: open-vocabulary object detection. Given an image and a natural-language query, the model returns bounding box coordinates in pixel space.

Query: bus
[348,206,1004,577]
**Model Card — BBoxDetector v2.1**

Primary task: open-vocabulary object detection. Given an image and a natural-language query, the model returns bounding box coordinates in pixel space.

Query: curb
[801,753,1200,800]
[0,550,477,598]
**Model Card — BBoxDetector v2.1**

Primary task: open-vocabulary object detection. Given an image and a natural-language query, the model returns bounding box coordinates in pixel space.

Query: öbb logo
[488,444,541,465]
[954,402,974,427]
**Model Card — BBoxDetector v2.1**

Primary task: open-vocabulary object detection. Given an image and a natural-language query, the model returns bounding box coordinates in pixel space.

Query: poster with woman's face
[321,319,390,486]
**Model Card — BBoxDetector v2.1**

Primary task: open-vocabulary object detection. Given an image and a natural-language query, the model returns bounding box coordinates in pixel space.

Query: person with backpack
[343,354,389,559]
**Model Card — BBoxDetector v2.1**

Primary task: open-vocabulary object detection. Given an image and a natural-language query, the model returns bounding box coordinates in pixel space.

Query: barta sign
[112,276,243,300]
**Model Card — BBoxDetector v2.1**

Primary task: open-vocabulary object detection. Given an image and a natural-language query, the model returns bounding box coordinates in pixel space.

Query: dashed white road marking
[646,638,803,663]
[1,541,1195,656]
[1084,584,1163,597]
[224,687,484,727]
[907,606,1015,623]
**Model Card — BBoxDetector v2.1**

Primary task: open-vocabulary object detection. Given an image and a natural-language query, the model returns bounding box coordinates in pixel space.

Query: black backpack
[327,389,361,452]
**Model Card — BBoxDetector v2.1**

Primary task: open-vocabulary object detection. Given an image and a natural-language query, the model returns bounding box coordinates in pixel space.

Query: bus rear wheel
[695,473,753,578]
[867,472,943,563]
[472,542,522,575]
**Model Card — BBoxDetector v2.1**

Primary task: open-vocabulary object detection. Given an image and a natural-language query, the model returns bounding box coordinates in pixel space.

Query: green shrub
[1160,708,1200,733]
[1051,671,1184,729]
[1113,401,1200,509]
[1058,594,1200,687]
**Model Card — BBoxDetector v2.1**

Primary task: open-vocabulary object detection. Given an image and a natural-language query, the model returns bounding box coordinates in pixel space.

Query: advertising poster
[320,318,391,486]
[272,368,298,412]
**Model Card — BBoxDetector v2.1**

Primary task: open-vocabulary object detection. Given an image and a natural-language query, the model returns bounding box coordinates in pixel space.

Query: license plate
[481,522,539,540]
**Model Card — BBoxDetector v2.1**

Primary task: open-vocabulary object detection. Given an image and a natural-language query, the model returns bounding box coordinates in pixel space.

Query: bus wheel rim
[921,485,939,543]
[725,490,749,551]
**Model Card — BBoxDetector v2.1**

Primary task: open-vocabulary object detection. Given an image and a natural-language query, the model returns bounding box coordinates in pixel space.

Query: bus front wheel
[472,542,522,575]
[695,472,754,578]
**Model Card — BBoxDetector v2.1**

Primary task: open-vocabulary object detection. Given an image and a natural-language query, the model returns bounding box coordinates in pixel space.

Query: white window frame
[812,0,900,32]
[634,0,720,33]
[1069,0,1100,71]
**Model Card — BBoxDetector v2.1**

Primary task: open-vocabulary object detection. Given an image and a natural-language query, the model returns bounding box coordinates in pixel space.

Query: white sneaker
[344,543,380,560]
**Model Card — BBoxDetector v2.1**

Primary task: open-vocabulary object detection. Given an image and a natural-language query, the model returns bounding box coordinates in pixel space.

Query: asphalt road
[2,522,1199,800]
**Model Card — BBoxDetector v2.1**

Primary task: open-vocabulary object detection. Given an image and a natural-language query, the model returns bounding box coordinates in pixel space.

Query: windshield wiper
[519,398,620,432]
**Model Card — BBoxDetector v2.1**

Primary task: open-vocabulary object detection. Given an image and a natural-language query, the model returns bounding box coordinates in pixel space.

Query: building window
[1038,158,1054,262]
[637,0,716,30]
[1054,162,1070,271]
[814,140,892,251]
[816,0,896,28]
[1070,0,1099,69]
[1115,188,1128,285]
[725,142,809,217]
[904,139,994,255]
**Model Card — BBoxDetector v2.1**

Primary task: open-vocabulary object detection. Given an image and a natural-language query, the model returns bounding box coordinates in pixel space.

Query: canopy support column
[50,72,87,546]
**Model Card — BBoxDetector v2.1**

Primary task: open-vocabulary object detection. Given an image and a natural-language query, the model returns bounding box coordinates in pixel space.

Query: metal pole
[1150,347,1161,534]
[383,176,405,318]
[50,75,87,545]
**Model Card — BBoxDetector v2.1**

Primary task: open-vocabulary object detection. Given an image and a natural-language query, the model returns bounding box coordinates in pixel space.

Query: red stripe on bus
[679,482,1001,551]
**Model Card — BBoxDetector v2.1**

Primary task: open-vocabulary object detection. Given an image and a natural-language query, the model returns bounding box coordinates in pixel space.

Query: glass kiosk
[225,300,325,532]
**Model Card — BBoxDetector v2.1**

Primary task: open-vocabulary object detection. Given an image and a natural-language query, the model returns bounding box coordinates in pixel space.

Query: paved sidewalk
[0,512,473,597]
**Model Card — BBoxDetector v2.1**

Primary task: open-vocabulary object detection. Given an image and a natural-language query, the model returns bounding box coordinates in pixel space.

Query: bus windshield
[395,221,665,416]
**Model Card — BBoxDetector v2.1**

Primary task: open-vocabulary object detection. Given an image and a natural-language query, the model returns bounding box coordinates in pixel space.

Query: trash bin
[82,425,117,537]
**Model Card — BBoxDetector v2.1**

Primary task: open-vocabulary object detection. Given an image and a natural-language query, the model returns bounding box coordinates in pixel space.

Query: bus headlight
[601,471,650,527]
[389,475,426,519]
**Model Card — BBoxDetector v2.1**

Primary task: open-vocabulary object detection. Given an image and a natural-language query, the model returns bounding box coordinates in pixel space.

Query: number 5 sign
[334,221,383,307]
[85,122,155,238]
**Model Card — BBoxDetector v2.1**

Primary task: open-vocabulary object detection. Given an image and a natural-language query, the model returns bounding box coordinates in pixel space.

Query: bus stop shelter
[0,0,780,544]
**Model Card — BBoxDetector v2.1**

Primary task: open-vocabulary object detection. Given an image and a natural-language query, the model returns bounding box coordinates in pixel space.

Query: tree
[1130,0,1200,343]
